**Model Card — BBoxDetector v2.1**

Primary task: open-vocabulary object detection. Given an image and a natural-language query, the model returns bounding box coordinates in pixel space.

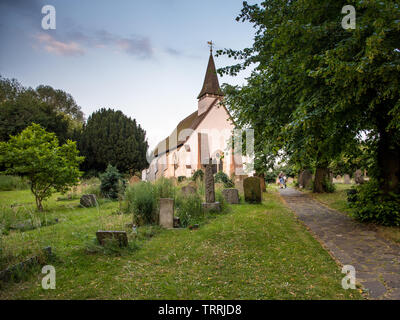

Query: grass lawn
[304,183,400,244]
[0,188,363,299]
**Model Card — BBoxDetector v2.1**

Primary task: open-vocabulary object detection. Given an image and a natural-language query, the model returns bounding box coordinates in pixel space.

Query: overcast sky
[0,0,256,149]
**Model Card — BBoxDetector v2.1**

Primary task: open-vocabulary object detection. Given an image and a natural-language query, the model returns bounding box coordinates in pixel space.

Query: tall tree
[219,0,399,194]
[79,108,148,174]
[0,76,84,143]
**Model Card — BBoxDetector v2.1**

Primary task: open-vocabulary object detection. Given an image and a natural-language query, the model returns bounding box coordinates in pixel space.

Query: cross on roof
[207,41,213,53]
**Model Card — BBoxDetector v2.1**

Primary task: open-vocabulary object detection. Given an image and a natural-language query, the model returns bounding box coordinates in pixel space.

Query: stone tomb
[96,231,128,247]
[159,198,174,228]
[222,188,239,204]
[344,174,351,184]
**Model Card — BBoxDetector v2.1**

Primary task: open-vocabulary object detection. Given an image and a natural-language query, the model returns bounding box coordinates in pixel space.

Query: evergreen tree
[79,108,148,174]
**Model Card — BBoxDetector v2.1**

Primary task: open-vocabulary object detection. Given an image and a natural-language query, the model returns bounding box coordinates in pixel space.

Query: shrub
[192,169,204,181]
[175,192,203,227]
[154,177,175,199]
[177,176,186,183]
[125,182,157,225]
[214,171,234,188]
[322,178,336,193]
[100,165,124,199]
[350,180,400,226]
[0,175,29,191]
[346,188,358,203]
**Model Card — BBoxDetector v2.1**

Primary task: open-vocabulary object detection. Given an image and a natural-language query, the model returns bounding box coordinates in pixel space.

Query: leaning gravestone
[80,194,97,207]
[202,158,221,212]
[344,174,351,184]
[159,198,174,228]
[299,170,312,189]
[243,177,262,203]
[96,231,128,247]
[354,169,364,184]
[222,188,239,204]
[181,185,197,196]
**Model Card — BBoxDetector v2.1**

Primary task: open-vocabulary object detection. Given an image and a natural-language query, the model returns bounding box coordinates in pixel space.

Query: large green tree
[0,124,84,211]
[78,108,148,174]
[0,76,84,143]
[219,0,399,194]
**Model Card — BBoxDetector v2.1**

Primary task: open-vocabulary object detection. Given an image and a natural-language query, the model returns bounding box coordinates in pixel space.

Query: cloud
[165,47,182,56]
[35,33,85,56]
[35,28,153,59]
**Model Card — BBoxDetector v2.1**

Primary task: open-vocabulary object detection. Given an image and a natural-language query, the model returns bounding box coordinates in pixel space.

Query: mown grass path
[1,190,361,299]
[279,188,400,300]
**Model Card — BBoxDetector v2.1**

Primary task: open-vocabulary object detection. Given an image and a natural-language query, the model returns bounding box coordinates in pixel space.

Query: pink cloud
[35,33,85,56]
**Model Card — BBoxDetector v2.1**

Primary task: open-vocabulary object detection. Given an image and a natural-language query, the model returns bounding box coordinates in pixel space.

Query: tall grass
[0,175,29,191]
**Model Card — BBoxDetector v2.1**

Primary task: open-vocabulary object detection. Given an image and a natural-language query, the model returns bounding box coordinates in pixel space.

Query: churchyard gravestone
[202,158,221,212]
[354,169,364,184]
[159,198,174,228]
[80,194,97,207]
[234,175,247,194]
[181,185,197,196]
[243,177,262,203]
[344,174,351,184]
[222,188,239,204]
[96,231,128,247]
[258,175,266,192]
[336,175,342,182]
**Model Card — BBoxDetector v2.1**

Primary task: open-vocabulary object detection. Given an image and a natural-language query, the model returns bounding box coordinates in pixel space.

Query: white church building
[143,50,250,181]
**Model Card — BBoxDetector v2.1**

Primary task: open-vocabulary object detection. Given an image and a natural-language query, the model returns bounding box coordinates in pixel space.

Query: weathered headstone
[299,170,312,189]
[202,158,221,212]
[344,174,351,184]
[205,159,215,203]
[258,175,266,192]
[354,169,364,184]
[234,175,247,194]
[181,185,197,196]
[80,194,97,207]
[336,175,342,182]
[243,177,262,203]
[159,198,174,228]
[222,188,239,204]
[96,230,128,247]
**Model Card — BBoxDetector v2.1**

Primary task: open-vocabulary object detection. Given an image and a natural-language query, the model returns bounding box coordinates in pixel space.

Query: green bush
[350,180,400,226]
[100,165,124,199]
[125,182,157,225]
[175,192,204,227]
[154,177,175,199]
[0,175,29,191]
[214,171,234,188]
[177,176,186,183]
[192,169,204,181]
[322,178,336,193]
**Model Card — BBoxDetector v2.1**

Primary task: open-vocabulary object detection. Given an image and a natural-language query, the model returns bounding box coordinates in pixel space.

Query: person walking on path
[278,172,285,189]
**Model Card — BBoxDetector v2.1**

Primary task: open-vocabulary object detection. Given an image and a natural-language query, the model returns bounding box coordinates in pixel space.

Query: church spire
[197,44,223,100]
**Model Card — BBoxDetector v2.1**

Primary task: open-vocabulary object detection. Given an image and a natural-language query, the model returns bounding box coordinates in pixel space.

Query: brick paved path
[279,188,400,299]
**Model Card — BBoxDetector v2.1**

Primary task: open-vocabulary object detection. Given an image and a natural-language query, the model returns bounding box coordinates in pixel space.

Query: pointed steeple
[197,53,223,99]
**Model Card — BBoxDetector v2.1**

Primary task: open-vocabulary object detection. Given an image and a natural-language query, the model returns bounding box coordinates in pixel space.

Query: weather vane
[207,40,213,53]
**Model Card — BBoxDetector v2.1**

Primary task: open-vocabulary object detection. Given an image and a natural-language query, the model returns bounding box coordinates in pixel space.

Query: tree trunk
[313,167,329,193]
[35,196,43,212]
[377,129,400,194]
